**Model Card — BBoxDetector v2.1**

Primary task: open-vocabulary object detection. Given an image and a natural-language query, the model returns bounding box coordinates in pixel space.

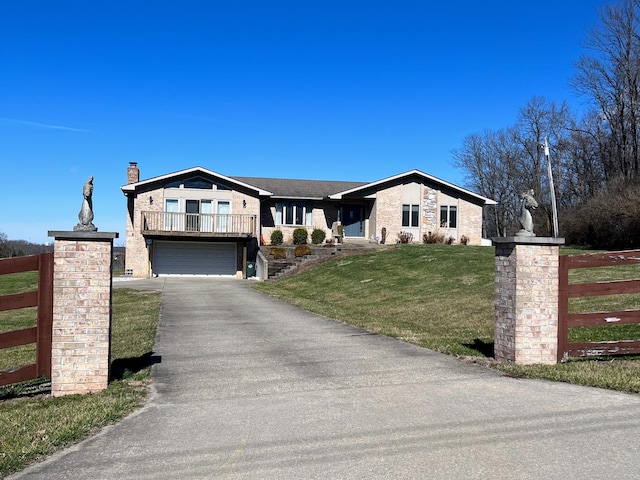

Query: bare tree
[572,0,640,179]
[452,127,523,237]
[514,97,573,235]
[0,231,7,257]
[453,97,574,237]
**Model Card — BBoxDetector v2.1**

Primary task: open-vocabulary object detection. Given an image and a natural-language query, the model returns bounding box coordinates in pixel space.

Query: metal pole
[544,137,559,237]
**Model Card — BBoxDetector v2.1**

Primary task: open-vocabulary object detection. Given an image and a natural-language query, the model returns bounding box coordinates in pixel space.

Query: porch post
[48,231,118,396]
[492,236,564,365]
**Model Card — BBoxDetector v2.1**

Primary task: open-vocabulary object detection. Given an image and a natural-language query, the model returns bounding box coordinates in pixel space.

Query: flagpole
[544,137,559,237]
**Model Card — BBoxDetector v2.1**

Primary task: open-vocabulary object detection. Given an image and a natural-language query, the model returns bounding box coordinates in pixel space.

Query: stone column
[48,231,119,396]
[493,236,564,365]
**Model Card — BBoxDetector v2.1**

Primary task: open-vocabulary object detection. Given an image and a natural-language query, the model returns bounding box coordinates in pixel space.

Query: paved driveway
[11,278,640,479]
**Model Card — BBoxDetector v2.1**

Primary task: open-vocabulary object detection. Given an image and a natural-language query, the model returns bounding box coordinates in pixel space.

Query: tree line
[453,0,640,249]
[0,231,52,258]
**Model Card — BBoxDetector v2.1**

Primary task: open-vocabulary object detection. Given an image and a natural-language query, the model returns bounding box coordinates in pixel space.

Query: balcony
[141,211,257,238]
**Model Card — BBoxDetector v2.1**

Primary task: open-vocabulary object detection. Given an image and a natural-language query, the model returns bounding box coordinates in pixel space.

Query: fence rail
[558,249,640,361]
[141,211,257,237]
[0,252,53,386]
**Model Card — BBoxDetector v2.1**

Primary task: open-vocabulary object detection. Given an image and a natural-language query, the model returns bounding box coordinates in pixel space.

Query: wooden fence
[0,253,54,386]
[558,249,640,361]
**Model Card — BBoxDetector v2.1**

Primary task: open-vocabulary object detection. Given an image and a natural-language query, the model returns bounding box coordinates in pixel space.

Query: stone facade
[374,184,403,242]
[458,201,483,245]
[48,231,118,396]
[494,237,564,365]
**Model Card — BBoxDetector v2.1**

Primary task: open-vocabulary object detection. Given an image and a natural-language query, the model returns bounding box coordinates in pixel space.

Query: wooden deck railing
[141,211,257,237]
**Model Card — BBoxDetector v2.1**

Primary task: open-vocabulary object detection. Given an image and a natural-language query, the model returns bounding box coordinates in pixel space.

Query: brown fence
[0,253,53,386]
[558,249,640,361]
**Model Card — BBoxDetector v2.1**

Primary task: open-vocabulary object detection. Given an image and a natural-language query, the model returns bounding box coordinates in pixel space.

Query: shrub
[270,229,283,246]
[293,228,308,245]
[398,231,413,244]
[444,236,454,245]
[294,245,312,257]
[269,247,287,259]
[459,235,469,245]
[311,228,326,245]
[423,231,444,244]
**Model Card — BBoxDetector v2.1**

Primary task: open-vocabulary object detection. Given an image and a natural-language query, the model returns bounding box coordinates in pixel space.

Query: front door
[342,205,364,237]
[186,200,200,231]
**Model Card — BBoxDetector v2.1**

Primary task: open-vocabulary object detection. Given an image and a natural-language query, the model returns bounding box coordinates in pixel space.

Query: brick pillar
[493,236,564,365]
[48,231,119,396]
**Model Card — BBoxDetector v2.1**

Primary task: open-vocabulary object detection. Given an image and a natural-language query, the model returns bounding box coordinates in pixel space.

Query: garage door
[152,241,237,276]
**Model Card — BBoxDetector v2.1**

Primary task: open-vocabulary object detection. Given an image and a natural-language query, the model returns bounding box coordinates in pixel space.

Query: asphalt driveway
[11,278,640,479]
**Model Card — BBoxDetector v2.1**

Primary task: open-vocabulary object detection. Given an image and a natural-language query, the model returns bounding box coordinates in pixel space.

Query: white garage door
[152,241,237,276]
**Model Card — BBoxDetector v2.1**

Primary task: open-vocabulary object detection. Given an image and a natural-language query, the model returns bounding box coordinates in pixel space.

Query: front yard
[254,244,640,394]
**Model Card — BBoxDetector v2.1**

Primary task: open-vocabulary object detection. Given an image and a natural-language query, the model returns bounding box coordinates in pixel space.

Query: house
[121,162,496,278]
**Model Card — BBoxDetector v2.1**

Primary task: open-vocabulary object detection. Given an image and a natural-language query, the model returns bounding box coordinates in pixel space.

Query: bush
[459,235,469,245]
[311,228,326,245]
[294,245,312,257]
[398,231,413,244]
[270,230,283,246]
[269,247,287,259]
[561,177,640,249]
[423,231,445,244]
[293,228,308,245]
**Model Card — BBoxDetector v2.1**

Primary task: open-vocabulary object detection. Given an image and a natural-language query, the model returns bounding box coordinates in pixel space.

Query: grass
[257,244,495,356]
[254,244,640,394]
[0,272,161,478]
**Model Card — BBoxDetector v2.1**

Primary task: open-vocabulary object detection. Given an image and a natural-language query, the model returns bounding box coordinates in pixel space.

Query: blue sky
[1,0,604,244]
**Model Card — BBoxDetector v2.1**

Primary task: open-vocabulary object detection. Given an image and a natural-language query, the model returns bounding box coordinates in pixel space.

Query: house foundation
[48,231,118,396]
[493,236,564,365]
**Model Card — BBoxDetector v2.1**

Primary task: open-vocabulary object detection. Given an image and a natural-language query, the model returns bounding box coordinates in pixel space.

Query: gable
[329,170,496,206]
[121,166,272,197]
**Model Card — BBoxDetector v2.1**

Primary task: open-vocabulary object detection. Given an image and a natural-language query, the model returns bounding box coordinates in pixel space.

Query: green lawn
[254,244,640,393]
[257,244,495,356]
[0,271,161,478]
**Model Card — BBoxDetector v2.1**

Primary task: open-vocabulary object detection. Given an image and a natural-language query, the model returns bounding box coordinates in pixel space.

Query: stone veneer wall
[458,200,483,245]
[422,187,438,233]
[493,237,564,365]
[374,184,403,242]
[48,231,118,396]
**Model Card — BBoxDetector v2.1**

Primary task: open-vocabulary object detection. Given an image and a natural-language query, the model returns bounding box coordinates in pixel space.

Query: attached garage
[152,241,237,276]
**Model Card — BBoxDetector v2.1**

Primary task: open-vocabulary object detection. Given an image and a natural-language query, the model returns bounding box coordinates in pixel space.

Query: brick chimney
[127,162,140,184]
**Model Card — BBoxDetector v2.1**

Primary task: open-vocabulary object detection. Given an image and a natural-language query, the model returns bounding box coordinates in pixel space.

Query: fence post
[36,252,54,378]
[493,236,565,365]
[48,231,119,397]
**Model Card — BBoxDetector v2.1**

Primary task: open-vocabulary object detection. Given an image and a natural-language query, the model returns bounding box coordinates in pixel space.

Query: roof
[121,166,496,206]
[231,176,367,199]
[121,166,273,196]
[329,169,497,205]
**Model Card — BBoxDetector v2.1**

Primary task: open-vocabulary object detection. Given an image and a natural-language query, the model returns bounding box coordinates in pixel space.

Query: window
[275,202,313,226]
[164,176,215,189]
[164,199,179,230]
[402,204,419,227]
[440,205,457,228]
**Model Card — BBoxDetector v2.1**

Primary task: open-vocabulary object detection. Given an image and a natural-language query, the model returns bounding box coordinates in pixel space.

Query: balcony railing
[141,211,257,238]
